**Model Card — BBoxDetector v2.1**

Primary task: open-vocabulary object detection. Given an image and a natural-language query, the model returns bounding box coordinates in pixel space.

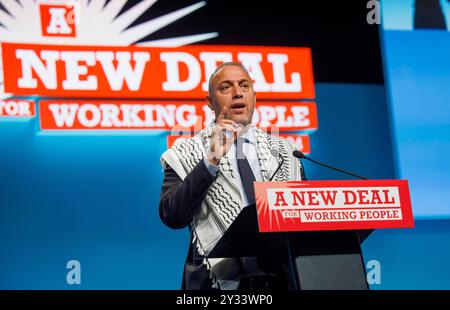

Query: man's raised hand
[207,107,243,166]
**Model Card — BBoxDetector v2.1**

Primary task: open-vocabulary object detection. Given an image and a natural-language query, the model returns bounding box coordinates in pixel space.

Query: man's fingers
[212,124,224,136]
[219,119,235,125]
[217,106,227,122]
[218,119,240,140]
[218,119,238,128]
[222,124,236,133]
[210,106,243,160]
[235,125,244,137]
[214,122,238,136]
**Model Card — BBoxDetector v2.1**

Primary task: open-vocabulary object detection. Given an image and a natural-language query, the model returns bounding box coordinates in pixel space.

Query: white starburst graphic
[0,0,218,99]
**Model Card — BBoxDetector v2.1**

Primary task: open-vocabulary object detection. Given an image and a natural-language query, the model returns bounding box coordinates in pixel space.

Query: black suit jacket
[159,158,307,289]
[159,160,217,289]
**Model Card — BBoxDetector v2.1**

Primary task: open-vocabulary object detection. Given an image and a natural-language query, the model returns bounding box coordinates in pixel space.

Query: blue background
[2,73,450,291]
[382,29,450,219]
[2,82,422,289]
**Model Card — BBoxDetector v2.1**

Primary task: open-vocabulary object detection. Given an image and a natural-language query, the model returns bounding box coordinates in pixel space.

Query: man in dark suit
[159,62,306,290]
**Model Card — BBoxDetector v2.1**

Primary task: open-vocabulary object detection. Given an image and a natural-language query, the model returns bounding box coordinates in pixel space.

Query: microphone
[269,149,285,181]
[292,150,368,180]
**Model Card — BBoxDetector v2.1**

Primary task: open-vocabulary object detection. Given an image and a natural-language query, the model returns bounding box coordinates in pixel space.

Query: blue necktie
[235,137,256,206]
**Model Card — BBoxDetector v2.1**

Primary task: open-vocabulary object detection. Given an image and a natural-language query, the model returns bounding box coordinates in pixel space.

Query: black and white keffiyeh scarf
[160,122,303,289]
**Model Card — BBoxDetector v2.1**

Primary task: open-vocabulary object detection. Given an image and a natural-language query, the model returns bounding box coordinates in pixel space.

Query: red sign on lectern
[254,179,414,232]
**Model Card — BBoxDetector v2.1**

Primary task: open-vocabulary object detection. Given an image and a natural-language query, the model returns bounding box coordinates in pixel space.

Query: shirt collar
[239,125,256,145]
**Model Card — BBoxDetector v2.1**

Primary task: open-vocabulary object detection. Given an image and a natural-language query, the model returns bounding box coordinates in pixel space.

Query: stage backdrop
[381,0,450,219]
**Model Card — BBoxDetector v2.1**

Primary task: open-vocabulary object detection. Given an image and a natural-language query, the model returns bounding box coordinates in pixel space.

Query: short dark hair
[208,62,251,95]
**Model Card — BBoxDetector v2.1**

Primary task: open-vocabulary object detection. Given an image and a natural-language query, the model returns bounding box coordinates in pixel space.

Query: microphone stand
[292,151,372,243]
[294,151,368,180]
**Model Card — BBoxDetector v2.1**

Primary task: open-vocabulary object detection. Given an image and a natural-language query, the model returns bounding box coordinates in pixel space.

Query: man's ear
[206,95,213,111]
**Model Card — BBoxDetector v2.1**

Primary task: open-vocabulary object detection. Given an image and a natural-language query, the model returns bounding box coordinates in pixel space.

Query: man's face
[207,65,256,126]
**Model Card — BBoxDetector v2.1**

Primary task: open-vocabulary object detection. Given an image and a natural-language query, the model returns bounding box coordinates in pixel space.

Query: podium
[207,179,414,290]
